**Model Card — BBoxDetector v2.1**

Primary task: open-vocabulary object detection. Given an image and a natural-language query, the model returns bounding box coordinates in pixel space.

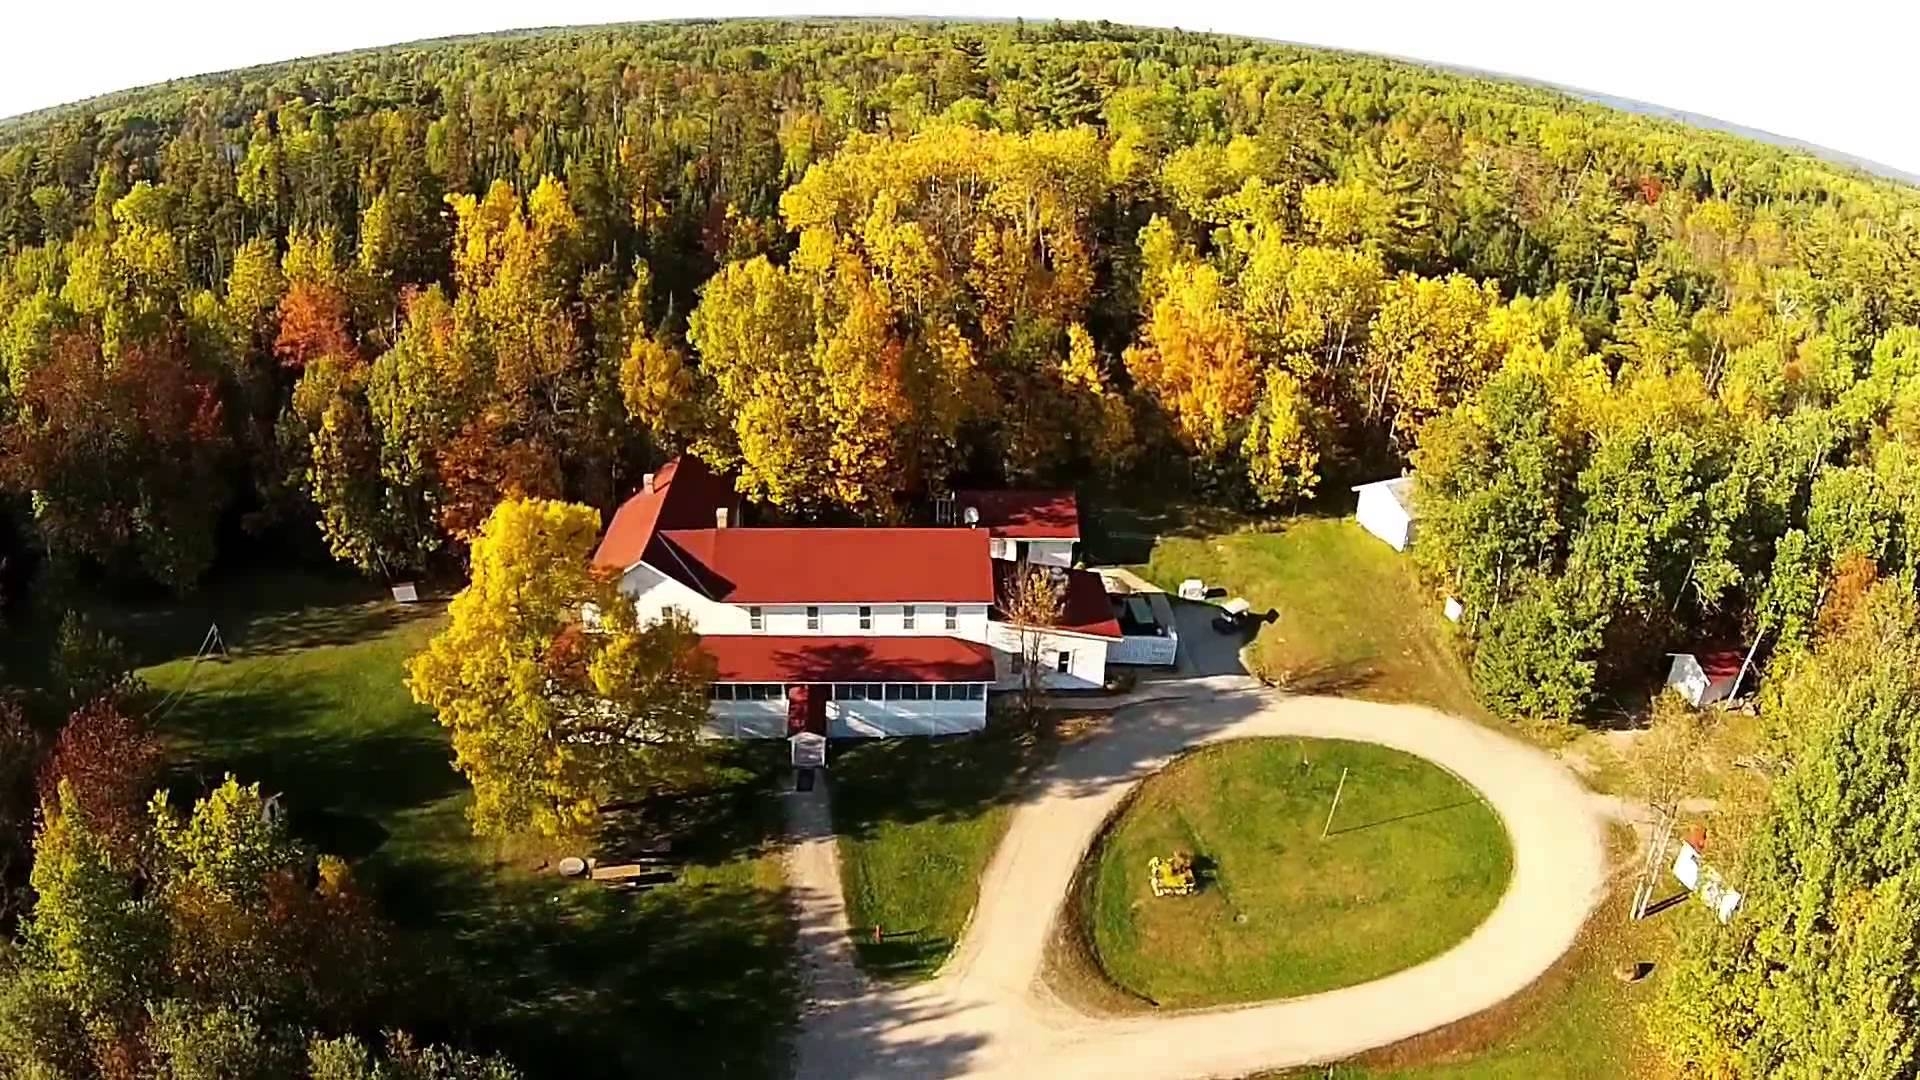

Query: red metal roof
[954,490,1080,539]
[702,635,996,683]
[1698,650,1746,680]
[592,456,739,571]
[992,563,1122,639]
[657,527,995,604]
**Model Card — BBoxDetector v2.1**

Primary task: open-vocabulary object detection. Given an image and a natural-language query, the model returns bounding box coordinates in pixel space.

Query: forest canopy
[1,18,1918,723]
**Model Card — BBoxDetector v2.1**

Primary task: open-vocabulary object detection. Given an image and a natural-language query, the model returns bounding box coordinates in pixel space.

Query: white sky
[4,1,1918,176]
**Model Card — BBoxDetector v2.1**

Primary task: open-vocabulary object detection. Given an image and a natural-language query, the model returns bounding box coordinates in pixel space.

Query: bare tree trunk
[1006,564,1066,723]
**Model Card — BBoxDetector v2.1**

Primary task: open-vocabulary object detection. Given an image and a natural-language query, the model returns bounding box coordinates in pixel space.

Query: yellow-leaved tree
[1124,261,1260,458]
[406,498,713,841]
[685,123,1123,512]
[1243,369,1322,507]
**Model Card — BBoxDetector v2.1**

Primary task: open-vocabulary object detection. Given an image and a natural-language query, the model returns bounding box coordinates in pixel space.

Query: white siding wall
[620,559,1005,737]
[752,602,991,639]
[619,563,991,640]
[1666,655,1739,708]
[986,622,1109,690]
[620,563,752,630]
[1355,488,1413,552]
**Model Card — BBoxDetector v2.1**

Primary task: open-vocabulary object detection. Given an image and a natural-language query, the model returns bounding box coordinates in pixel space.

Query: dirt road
[791,688,1612,1079]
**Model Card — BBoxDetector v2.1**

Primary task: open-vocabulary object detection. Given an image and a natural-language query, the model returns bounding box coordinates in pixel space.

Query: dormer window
[859,605,872,630]
[806,606,820,631]
[903,605,916,630]
[945,605,959,631]
[749,606,763,632]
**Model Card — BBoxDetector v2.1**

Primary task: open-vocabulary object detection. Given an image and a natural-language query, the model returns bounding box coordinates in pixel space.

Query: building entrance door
[786,684,828,736]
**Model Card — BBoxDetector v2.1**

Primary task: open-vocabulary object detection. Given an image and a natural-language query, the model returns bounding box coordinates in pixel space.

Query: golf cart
[1212,597,1254,634]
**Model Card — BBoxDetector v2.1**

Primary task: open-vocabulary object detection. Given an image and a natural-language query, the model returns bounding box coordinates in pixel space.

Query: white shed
[1352,476,1419,552]
[1666,650,1746,708]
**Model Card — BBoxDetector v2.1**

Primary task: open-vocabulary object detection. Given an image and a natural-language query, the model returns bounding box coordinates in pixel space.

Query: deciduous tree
[1654,582,1920,1078]
[406,498,713,841]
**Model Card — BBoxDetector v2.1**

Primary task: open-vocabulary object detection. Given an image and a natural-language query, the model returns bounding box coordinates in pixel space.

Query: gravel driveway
[791,688,1613,1080]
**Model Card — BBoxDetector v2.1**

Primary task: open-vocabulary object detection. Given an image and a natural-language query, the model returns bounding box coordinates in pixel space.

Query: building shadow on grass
[826,720,1045,843]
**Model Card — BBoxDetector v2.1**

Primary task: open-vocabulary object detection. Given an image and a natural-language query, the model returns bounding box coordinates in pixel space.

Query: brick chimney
[642,472,656,493]
[715,506,730,529]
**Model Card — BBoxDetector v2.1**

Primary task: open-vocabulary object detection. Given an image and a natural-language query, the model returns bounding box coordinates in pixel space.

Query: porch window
[1010,652,1024,674]
[1056,651,1072,674]
[806,606,820,631]
[944,605,958,631]
[934,684,953,701]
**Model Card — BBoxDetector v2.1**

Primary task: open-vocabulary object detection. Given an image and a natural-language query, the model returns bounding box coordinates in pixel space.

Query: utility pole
[1321,767,1350,841]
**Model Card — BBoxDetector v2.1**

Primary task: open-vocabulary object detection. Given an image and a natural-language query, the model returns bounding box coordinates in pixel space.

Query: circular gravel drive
[793,688,1612,1080]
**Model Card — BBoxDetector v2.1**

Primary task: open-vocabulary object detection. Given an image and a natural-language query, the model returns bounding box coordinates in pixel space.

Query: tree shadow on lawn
[378,747,801,1079]
[81,568,438,669]
[409,871,800,1080]
[857,930,959,979]
[157,680,464,859]
[1275,660,1384,698]
[598,742,793,867]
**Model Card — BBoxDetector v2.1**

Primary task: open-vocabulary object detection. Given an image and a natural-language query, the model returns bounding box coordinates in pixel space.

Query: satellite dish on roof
[963,505,980,526]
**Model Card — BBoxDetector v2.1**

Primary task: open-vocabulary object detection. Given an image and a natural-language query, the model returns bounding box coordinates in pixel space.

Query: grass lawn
[1097,509,1486,721]
[831,717,1055,979]
[138,574,796,1079]
[1087,737,1512,1009]
[1282,872,1689,1080]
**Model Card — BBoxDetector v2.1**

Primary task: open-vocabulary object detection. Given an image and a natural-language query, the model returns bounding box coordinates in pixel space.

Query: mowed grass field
[830,718,1053,979]
[135,575,796,1079]
[1088,737,1512,1008]
[1090,505,1680,1078]
[1098,510,1486,721]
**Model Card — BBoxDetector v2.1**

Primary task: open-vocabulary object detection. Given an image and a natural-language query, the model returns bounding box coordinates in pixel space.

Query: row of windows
[711,683,788,701]
[747,605,962,632]
[707,682,988,702]
[832,683,987,701]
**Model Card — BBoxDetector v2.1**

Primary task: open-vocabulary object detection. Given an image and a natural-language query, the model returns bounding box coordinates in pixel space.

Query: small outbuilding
[1666,650,1746,708]
[1352,476,1419,552]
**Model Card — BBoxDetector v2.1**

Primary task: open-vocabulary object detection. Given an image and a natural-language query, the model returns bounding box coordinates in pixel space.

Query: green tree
[1654,582,1920,1078]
